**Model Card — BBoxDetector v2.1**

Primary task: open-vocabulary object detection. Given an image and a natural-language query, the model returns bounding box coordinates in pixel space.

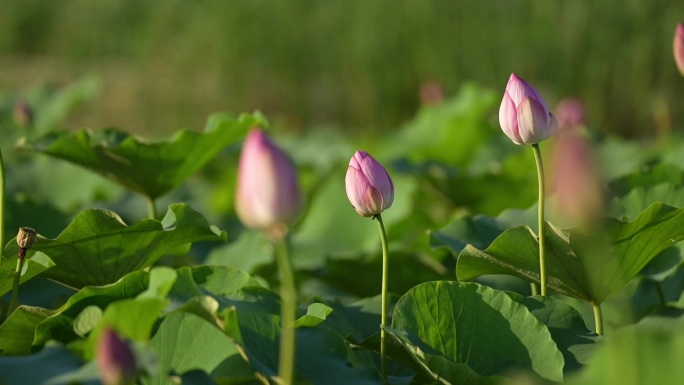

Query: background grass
[1,0,683,137]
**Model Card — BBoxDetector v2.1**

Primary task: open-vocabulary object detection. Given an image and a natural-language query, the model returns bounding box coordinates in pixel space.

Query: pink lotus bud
[674,23,684,75]
[235,129,302,233]
[499,73,558,145]
[345,151,394,217]
[555,98,587,129]
[13,100,33,128]
[96,328,137,385]
[419,80,444,106]
[549,129,603,226]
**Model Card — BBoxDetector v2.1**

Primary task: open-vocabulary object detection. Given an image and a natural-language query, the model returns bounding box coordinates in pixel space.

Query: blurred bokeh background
[1,0,683,138]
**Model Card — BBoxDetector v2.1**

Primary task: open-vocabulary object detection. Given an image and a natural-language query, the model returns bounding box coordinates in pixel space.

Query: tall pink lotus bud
[555,98,587,129]
[96,328,137,385]
[674,23,684,76]
[345,151,394,217]
[499,73,558,145]
[549,129,603,226]
[235,129,302,235]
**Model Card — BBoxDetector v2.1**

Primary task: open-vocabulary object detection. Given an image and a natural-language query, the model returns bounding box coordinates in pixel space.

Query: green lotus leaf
[20,112,265,199]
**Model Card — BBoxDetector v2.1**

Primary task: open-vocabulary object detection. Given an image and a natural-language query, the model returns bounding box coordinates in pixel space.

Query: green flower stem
[146,196,157,220]
[375,213,389,383]
[592,301,604,336]
[530,282,538,296]
[274,237,296,385]
[9,257,25,315]
[531,143,548,297]
[0,149,5,262]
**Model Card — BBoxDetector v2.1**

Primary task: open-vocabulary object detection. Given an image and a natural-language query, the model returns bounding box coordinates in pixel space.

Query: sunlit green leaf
[33,270,149,347]
[389,281,564,383]
[293,302,333,328]
[457,203,684,304]
[5,204,224,289]
[566,315,684,384]
[149,312,252,383]
[20,112,265,199]
[0,252,54,297]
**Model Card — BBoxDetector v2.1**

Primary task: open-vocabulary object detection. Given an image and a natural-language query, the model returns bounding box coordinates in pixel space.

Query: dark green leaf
[518,296,602,373]
[430,205,537,255]
[20,112,265,199]
[0,343,84,385]
[0,306,53,355]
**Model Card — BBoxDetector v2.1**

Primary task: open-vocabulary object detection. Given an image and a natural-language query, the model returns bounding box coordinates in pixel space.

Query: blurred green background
[1,0,683,137]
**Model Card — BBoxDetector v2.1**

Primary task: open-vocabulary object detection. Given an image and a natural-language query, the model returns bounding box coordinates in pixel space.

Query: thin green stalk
[146,196,157,220]
[8,258,25,315]
[0,149,5,262]
[532,143,548,296]
[592,301,604,336]
[375,213,389,383]
[0,150,5,320]
[530,282,538,296]
[274,238,296,385]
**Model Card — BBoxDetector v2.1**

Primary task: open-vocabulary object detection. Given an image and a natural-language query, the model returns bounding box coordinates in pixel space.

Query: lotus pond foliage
[2,24,684,385]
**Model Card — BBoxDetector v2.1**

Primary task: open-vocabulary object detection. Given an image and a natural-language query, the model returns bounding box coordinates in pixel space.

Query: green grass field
[1,0,683,137]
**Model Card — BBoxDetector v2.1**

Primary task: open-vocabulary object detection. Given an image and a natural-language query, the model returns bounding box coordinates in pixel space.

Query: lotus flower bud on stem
[499,73,558,145]
[554,98,587,129]
[97,327,137,385]
[235,129,302,241]
[674,23,684,76]
[345,151,394,217]
[549,129,603,226]
[16,227,36,260]
[13,100,34,128]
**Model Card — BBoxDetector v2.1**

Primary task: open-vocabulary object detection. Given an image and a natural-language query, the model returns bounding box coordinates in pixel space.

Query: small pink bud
[235,129,302,234]
[13,100,33,128]
[96,328,137,385]
[674,23,684,76]
[549,130,603,225]
[499,73,557,145]
[345,151,394,217]
[419,80,444,106]
[555,98,587,129]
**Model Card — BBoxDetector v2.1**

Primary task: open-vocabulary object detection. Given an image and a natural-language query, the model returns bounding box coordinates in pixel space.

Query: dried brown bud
[16,227,37,260]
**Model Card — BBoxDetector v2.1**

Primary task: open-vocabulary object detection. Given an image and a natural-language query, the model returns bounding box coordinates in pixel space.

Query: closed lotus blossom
[345,151,394,217]
[235,129,302,234]
[555,98,587,129]
[499,73,558,145]
[549,129,603,225]
[97,328,137,385]
[674,23,684,75]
